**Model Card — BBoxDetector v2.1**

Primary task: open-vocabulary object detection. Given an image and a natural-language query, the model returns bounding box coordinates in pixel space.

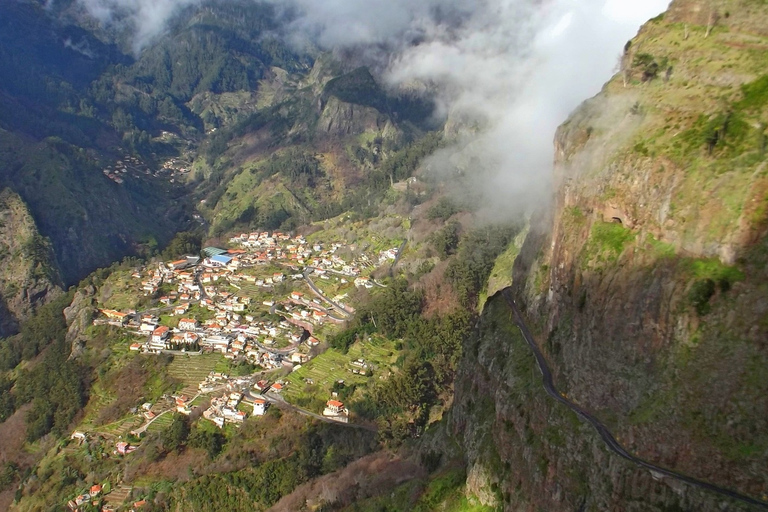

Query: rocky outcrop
[317,96,393,138]
[450,1,768,510]
[63,284,97,359]
[0,189,62,336]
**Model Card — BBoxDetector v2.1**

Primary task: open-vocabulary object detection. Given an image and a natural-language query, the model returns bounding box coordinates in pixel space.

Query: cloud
[376,0,671,219]
[74,0,203,53]
[71,0,669,217]
[275,0,670,218]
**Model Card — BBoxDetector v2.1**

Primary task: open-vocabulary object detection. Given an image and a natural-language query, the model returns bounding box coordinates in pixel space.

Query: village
[101,146,193,186]
[92,230,399,433]
[62,230,404,510]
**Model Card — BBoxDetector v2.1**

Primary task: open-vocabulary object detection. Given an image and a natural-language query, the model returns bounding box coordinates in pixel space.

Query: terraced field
[103,485,133,508]
[145,411,174,434]
[98,416,144,438]
[284,336,398,403]
[167,354,222,397]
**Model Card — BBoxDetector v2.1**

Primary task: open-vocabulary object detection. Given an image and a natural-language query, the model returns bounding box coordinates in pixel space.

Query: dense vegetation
[162,418,375,510]
[0,290,89,440]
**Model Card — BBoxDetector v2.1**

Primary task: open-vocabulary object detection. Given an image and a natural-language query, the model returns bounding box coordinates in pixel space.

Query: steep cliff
[0,189,62,336]
[452,1,768,510]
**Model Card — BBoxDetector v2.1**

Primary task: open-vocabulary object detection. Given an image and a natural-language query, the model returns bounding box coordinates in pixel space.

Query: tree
[162,414,190,453]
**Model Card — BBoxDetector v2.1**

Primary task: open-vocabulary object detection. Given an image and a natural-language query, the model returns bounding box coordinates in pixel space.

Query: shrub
[689,279,716,316]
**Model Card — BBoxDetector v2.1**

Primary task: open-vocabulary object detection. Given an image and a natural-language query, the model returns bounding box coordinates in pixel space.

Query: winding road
[303,268,352,318]
[501,289,768,510]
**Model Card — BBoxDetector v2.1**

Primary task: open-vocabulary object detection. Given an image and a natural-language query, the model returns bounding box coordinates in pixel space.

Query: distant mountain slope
[0,0,315,289]
[0,189,61,337]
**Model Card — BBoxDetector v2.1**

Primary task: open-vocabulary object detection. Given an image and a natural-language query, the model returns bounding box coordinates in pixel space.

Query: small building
[178,318,198,331]
[209,254,233,267]
[152,326,170,343]
[168,259,189,270]
[323,399,349,423]
[253,399,267,416]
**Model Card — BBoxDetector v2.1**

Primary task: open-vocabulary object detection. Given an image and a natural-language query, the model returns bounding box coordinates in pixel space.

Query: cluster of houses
[203,392,247,428]
[87,230,407,437]
[159,157,191,182]
[67,484,103,511]
[227,231,383,279]
[378,247,400,265]
[101,153,155,186]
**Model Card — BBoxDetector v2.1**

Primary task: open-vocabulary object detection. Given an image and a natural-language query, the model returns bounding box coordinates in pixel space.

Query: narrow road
[303,268,352,318]
[132,409,170,436]
[244,391,377,432]
[389,239,407,277]
[132,391,205,436]
[501,289,768,510]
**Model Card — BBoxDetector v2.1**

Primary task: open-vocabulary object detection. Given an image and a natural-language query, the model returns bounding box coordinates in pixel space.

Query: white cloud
[71,0,671,216]
[374,0,671,217]
[75,0,203,53]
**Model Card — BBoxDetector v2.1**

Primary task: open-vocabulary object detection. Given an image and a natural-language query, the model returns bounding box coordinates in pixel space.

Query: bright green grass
[283,336,398,407]
[145,412,174,434]
[167,354,223,393]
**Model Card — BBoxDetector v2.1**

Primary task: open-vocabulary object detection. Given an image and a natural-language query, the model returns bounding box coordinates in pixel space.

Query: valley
[1,0,768,511]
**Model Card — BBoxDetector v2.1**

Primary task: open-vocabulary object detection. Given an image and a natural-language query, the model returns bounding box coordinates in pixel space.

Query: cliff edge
[452,1,768,509]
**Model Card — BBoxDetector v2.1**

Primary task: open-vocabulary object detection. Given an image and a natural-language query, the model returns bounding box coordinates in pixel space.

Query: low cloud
[73,0,203,53]
[280,0,670,218]
[70,0,669,217]
[378,0,671,219]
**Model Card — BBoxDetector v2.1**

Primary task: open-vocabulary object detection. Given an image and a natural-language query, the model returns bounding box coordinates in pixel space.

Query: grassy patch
[479,224,529,311]
[687,258,745,283]
[283,336,398,412]
[583,221,635,265]
[647,235,676,258]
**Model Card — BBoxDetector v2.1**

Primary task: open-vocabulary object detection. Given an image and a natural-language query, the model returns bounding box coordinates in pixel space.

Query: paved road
[131,409,170,436]
[389,239,407,276]
[303,268,352,318]
[132,391,206,435]
[244,390,377,432]
[501,289,768,510]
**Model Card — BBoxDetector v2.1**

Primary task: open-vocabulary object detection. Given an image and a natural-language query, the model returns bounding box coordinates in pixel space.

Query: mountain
[0,0,188,290]
[447,1,768,510]
[0,0,435,306]
[0,189,61,337]
[1,0,767,511]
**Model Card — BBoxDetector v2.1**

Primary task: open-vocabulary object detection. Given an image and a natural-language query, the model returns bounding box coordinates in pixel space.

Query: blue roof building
[210,254,233,265]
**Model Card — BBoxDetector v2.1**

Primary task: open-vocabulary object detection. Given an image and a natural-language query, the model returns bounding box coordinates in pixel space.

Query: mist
[72,0,670,217]
[285,0,669,219]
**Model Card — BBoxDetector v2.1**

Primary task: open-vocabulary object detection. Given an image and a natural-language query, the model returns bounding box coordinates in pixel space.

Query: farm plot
[167,354,223,397]
[284,336,398,404]
[145,411,174,434]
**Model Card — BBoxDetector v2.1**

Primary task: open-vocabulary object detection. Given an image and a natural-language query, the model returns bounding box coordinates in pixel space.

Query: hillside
[447,0,768,510]
[0,189,61,336]
[1,0,768,511]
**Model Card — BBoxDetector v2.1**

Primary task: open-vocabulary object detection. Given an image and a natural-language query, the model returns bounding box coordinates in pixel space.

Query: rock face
[450,1,768,510]
[63,284,97,359]
[0,189,62,336]
[317,96,393,138]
